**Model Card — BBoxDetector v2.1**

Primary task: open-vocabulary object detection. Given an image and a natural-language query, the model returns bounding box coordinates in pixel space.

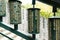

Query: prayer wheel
[28,8,40,34]
[9,0,22,24]
[0,0,6,16]
[48,17,60,40]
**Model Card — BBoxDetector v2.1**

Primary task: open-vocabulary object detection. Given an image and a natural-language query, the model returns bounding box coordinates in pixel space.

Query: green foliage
[56,8,60,16]
[21,1,53,18]
[40,11,53,18]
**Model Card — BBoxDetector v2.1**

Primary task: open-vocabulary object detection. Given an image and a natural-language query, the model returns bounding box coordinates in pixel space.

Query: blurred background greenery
[21,1,60,18]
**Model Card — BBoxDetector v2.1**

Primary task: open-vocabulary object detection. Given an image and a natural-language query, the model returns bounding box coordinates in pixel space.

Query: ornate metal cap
[9,0,22,3]
[28,8,40,10]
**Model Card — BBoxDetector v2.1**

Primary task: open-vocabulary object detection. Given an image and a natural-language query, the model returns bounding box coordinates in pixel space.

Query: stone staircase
[0,27,24,40]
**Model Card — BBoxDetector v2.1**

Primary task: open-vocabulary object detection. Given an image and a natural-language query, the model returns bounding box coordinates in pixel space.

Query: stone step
[0,29,17,40]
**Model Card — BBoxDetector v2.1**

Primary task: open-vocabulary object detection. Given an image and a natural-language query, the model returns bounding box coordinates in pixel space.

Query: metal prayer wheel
[9,0,22,24]
[48,17,60,40]
[0,0,6,16]
[28,8,40,34]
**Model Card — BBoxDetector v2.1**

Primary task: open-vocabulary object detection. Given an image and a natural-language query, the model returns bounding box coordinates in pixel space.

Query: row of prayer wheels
[1,0,60,40]
[1,0,40,34]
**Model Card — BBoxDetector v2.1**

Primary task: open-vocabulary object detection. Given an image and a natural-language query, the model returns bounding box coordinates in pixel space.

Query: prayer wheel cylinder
[28,8,40,34]
[9,0,22,24]
[0,0,6,16]
[48,17,60,40]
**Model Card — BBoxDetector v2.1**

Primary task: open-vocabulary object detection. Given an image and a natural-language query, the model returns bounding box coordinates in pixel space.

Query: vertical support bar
[53,6,57,16]
[33,5,35,8]
[14,24,18,30]
[33,9,36,40]
[32,0,36,5]
[32,34,36,40]
[50,19,56,40]
[0,16,2,22]
[52,3,57,16]
[32,0,35,8]
[32,0,36,40]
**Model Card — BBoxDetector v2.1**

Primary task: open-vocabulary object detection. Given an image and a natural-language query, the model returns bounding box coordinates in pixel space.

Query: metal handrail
[0,33,13,40]
[0,22,34,40]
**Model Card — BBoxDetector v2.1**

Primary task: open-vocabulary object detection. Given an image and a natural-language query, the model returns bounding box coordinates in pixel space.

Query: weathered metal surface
[0,0,6,16]
[28,8,40,34]
[9,1,21,24]
[48,17,60,40]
